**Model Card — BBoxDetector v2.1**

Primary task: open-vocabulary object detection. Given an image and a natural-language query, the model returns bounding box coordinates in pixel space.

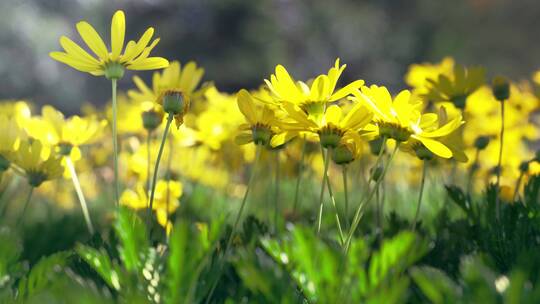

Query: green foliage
[262,227,427,303]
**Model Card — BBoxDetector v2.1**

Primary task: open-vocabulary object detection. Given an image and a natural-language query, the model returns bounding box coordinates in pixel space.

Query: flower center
[378,121,411,142]
[318,124,344,148]
[104,62,125,80]
[252,123,272,146]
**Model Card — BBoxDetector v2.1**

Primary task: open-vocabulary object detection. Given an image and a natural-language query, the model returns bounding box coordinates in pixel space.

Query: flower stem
[66,156,94,235]
[495,100,505,221]
[293,135,307,213]
[411,160,428,232]
[146,130,152,195]
[317,146,344,243]
[165,134,174,237]
[344,142,398,254]
[466,148,480,197]
[274,150,280,232]
[513,170,525,203]
[316,147,331,235]
[111,79,120,207]
[148,113,174,221]
[17,187,34,227]
[342,165,349,228]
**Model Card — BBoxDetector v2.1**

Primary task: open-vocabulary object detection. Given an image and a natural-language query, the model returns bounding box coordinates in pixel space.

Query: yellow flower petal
[111,10,126,59]
[59,36,100,66]
[49,52,100,72]
[127,57,169,71]
[237,90,257,125]
[76,21,109,59]
[416,136,452,158]
[121,28,154,63]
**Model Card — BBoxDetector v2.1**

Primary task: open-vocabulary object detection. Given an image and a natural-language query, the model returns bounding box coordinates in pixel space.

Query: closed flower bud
[142,110,163,131]
[161,90,187,115]
[474,136,490,150]
[519,161,529,172]
[371,165,384,182]
[332,144,354,165]
[492,76,510,101]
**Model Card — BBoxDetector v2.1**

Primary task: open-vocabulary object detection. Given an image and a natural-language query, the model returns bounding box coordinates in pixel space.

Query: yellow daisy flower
[128,60,206,104]
[423,64,485,108]
[50,10,169,79]
[25,106,106,161]
[353,85,463,158]
[0,114,26,171]
[264,58,364,116]
[272,102,373,148]
[235,89,282,146]
[13,140,63,187]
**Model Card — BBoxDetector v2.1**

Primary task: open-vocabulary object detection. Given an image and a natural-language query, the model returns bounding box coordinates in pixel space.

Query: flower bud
[142,110,163,131]
[492,76,510,101]
[332,144,354,165]
[474,136,490,150]
[162,90,187,115]
[519,161,529,173]
[371,165,384,182]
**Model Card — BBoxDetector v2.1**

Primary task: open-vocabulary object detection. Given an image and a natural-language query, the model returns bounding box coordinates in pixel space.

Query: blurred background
[1,0,539,114]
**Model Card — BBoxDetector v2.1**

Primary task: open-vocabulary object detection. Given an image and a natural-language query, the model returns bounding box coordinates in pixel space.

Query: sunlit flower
[353,85,463,158]
[50,10,168,79]
[120,179,182,230]
[25,106,107,161]
[272,101,373,149]
[423,64,485,108]
[235,89,282,146]
[0,114,26,171]
[13,140,63,187]
[129,60,206,104]
[264,59,364,116]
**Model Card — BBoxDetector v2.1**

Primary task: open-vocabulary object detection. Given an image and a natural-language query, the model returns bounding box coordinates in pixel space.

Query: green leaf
[18,251,72,299]
[114,207,149,272]
[76,244,122,291]
[410,266,460,303]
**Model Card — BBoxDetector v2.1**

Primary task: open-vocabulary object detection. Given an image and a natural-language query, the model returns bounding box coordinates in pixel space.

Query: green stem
[146,130,152,195]
[344,142,398,254]
[111,79,120,207]
[17,187,34,227]
[148,113,174,221]
[274,150,280,232]
[411,160,428,232]
[293,136,307,213]
[316,147,331,235]
[165,134,174,237]
[342,165,349,228]
[513,170,525,203]
[495,101,505,221]
[66,156,94,235]
[466,148,480,197]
